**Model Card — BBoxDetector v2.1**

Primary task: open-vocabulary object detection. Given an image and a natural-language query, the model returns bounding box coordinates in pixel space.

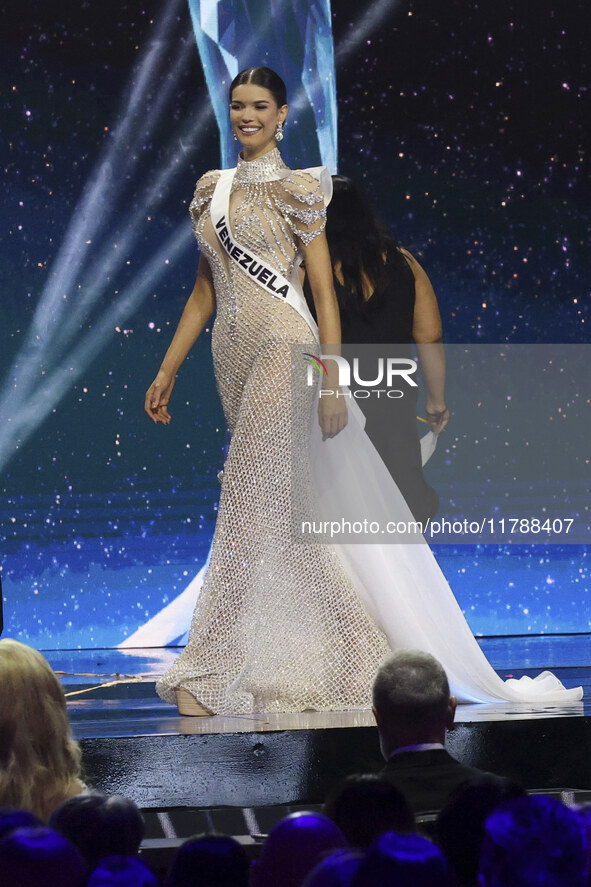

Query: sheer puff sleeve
[276,170,331,246]
[189,169,220,231]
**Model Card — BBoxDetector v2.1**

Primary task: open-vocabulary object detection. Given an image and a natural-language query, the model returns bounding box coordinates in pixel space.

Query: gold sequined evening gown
[156,148,390,714]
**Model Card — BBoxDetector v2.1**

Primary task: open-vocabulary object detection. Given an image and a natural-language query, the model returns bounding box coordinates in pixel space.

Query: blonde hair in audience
[0,638,82,820]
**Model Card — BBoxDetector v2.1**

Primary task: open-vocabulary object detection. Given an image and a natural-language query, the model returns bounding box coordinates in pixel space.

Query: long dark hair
[229,66,287,107]
[326,175,401,315]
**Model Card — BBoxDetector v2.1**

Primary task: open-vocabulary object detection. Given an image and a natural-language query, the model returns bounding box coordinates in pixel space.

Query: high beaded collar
[234,147,289,183]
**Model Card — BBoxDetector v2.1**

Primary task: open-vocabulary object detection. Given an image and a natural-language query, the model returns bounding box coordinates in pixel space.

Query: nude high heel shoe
[175,688,213,717]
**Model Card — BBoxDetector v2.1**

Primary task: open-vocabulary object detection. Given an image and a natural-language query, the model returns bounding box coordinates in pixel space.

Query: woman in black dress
[306,175,448,525]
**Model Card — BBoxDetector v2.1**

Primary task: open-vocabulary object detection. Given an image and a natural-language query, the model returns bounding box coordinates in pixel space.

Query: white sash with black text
[210,167,322,339]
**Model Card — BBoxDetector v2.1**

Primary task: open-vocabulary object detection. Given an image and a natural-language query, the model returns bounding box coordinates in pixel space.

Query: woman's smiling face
[230,83,287,158]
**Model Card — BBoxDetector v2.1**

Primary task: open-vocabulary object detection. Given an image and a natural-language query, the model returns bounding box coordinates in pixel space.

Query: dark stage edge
[49,635,591,811]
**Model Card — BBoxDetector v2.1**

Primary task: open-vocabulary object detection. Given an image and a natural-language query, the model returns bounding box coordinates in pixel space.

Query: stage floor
[46,635,591,810]
[50,634,591,740]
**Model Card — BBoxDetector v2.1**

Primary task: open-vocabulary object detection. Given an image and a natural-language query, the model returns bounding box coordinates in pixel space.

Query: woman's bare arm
[300,231,347,439]
[144,254,216,424]
[402,249,449,432]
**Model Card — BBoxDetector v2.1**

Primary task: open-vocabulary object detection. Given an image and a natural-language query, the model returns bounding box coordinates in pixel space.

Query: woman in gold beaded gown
[145,67,390,715]
[145,67,582,716]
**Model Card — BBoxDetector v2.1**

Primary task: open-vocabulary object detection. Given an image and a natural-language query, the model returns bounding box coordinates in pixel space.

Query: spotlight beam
[334,0,400,65]
[40,0,187,331]
[51,102,214,356]
[0,225,193,470]
[2,0,188,391]
[0,0,204,472]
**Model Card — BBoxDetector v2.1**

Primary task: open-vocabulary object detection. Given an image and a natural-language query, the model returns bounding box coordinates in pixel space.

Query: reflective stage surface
[53,634,591,738]
[44,635,591,811]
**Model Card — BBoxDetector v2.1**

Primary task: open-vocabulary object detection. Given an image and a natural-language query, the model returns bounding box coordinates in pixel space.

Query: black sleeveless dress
[306,250,439,524]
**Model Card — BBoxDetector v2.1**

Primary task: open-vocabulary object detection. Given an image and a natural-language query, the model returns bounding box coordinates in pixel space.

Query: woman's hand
[145,370,176,424]
[143,256,215,426]
[425,401,449,433]
[318,391,348,440]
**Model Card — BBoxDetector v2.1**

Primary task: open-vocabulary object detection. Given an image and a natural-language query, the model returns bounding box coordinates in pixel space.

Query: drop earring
[275,121,284,142]
[233,131,238,141]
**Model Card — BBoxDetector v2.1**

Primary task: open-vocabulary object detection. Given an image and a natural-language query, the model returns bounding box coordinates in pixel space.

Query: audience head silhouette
[479,795,586,887]
[165,834,249,887]
[372,649,456,756]
[302,849,364,887]
[0,808,43,841]
[0,639,82,820]
[351,831,455,887]
[575,801,591,882]
[251,811,347,887]
[437,775,526,887]
[0,825,87,887]
[324,773,415,848]
[87,855,158,887]
[50,791,145,868]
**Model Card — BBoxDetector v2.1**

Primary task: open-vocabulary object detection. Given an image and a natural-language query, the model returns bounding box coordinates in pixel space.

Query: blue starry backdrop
[1,0,589,648]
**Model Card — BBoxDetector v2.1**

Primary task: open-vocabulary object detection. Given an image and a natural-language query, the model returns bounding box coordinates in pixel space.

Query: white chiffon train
[310,397,582,704]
